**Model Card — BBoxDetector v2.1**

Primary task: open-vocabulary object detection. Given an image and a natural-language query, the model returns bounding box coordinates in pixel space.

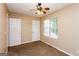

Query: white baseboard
[41,40,74,56]
[9,40,40,47]
[8,43,21,47]
[21,40,40,45]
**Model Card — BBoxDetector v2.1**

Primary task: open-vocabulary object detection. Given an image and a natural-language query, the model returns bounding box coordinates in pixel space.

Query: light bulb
[37,10,40,14]
[40,11,43,14]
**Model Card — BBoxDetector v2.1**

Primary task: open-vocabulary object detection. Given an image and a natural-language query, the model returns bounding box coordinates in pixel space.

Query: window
[50,17,58,39]
[43,19,50,36]
[43,17,58,39]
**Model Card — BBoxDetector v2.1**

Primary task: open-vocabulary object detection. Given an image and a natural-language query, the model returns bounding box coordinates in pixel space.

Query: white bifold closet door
[9,18,21,46]
[32,20,40,41]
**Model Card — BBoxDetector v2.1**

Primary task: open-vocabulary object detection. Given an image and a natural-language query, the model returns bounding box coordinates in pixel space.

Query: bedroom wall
[40,4,79,56]
[0,4,8,53]
[8,12,40,44]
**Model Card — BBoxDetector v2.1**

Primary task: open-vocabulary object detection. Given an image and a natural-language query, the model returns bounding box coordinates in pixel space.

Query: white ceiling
[7,3,71,17]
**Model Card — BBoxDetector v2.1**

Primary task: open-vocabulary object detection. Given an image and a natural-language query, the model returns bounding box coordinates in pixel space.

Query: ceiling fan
[30,3,50,15]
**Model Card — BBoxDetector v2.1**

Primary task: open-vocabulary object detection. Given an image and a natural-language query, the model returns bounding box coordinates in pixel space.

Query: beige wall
[0,4,8,53]
[8,12,40,44]
[40,4,79,56]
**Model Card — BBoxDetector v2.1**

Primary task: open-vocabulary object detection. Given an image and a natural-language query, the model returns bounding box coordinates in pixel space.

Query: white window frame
[43,18,58,39]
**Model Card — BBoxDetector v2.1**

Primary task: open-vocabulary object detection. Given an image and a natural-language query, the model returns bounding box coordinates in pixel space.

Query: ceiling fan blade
[42,11,46,14]
[44,7,50,10]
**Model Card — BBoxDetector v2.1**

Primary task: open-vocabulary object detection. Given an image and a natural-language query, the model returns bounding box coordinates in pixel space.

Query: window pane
[43,19,50,36]
[50,17,58,39]
[43,17,58,39]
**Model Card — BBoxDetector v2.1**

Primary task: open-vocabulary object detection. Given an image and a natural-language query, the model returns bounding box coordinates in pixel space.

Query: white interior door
[9,18,21,46]
[32,20,40,41]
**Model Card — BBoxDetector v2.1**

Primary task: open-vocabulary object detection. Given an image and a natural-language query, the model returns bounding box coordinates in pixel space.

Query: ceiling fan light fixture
[35,3,50,15]
[40,11,43,14]
[36,10,44,15]
[36,10,40,14]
